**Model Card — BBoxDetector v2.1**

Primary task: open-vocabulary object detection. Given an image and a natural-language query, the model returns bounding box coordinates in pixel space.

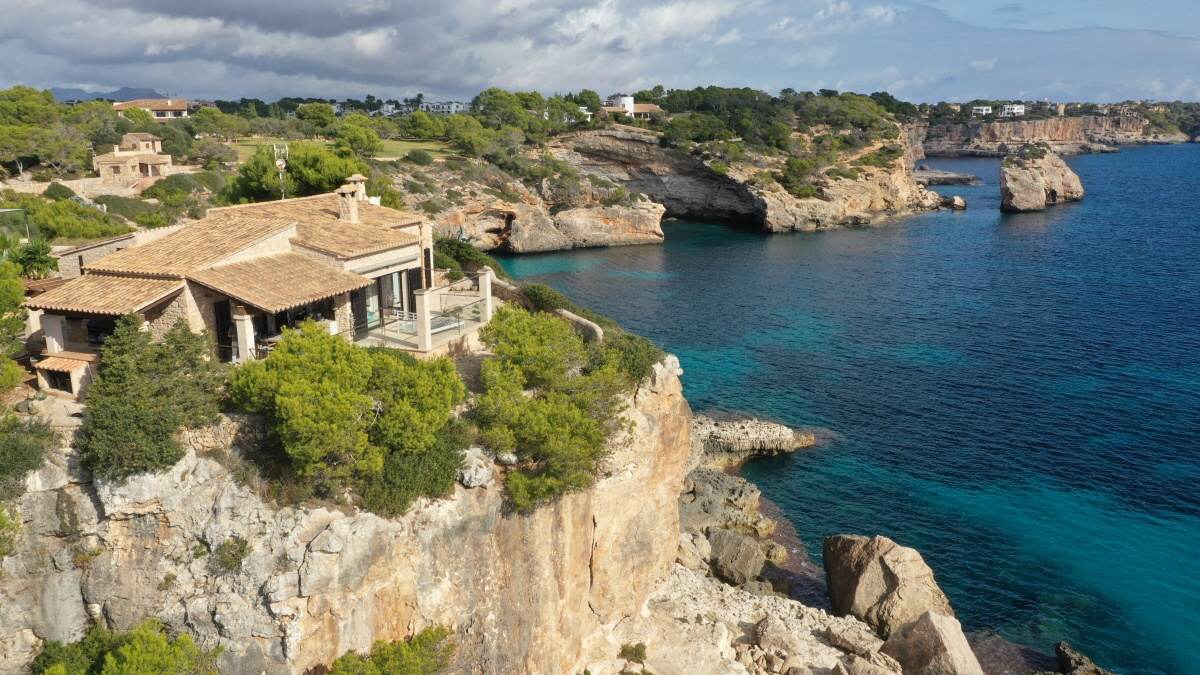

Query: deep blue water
[498,145,1200,674]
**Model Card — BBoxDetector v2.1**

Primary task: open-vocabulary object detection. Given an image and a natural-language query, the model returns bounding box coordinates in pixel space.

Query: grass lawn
[228,137,455,162]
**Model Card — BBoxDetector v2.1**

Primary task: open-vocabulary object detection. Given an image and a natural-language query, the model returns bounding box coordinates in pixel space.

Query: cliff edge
[0,359,691,675]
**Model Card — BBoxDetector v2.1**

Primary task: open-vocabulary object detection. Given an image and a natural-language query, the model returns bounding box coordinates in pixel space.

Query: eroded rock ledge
[691,414,817,470]
[1000,146,1085,212]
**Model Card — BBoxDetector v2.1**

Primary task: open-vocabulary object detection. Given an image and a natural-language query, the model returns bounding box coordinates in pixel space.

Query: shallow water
[499,145,1200,674]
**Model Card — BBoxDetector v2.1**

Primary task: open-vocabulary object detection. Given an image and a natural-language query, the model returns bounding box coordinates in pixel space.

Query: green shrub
[433,250,464,280]
[355,418,471,517]
[0,504,19,558]
[329,626,455,675]
[619,643,647,664]
[433,238,510,280]
[419,198,447,215]
[211,536,250,574]
[403,179,430,194]
[708,160,729,175]
[405,149,434,165]
[31,620,219,675]
[596,333,664,385]
[476,307,632,511]
[43,182,76,201]
[93,195,158,220]
[79,318,226,481]
[480,307,587,389]
[825,166,861,180]
[0,415,57,501]
[852,144,903,168]
[132,211,172,229]
[0,191,131,242]
[228,323,465,508]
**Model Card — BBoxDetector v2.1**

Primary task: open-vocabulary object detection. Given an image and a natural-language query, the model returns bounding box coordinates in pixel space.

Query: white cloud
[715,28,742,45]
[969,58,998,71]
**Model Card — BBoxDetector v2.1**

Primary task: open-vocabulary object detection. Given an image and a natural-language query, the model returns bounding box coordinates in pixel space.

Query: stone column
[480,268,494,323]
[400,270,410,313]
[332,292,354,341]
[41,314,64,354]
[232,305,256,362]
[413,288,433,352]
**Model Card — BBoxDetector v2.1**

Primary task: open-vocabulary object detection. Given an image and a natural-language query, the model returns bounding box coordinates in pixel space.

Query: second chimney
[347,173,368,201]
[336,184,359,223]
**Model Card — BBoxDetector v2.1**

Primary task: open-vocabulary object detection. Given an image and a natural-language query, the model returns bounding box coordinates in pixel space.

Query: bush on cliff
[475,307,632,511]
[31,620,220,675]
[0,414,57,501]
[433,237,510,280]
[79,318,226,481]
[228,323,465,508]
[329,626,455,675]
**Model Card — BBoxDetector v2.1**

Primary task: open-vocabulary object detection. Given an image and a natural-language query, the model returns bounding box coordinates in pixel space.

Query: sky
[1,0,1198,103]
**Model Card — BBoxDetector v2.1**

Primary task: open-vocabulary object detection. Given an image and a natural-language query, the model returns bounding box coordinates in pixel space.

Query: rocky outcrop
[823,534,955,638]
[0,358,691,675]
[1052,642,1116,675]
[691,415,817,470]
[548,127,942,233]
[881,611,985,675]
[921,115,1188,157]
[915,168,980,186]
[505,200,665,252]
[999,147,1084,212]
[579,564,903,675]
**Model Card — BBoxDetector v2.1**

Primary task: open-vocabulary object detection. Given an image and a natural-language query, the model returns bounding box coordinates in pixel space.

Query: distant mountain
[49,86,166,102]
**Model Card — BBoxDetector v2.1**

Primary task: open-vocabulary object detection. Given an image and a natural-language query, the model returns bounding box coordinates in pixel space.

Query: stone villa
[92,132,173,186]
[25,175,494,399]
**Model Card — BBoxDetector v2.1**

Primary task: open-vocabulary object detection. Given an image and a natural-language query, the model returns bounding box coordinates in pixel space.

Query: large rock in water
[999,145,1084,212]
[881,611,985,675]
[823,534,955,637]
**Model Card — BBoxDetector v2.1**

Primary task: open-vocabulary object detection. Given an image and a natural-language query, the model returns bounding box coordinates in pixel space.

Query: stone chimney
[335,184,359,223]
[347,173,368,201]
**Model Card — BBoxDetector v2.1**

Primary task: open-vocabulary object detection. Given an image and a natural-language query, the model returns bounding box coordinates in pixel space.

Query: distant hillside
[50,86,165,102]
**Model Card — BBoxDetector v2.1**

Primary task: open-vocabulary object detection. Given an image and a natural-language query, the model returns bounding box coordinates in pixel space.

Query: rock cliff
[921,115,1188,157]
[999,147,1084,212]
[0,359,691,675]
[546,127,942,233]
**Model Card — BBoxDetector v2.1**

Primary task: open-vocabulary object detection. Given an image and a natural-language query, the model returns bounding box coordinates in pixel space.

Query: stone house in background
[92,132,173,185]
[113,98,189,122]
[25,175,495,399]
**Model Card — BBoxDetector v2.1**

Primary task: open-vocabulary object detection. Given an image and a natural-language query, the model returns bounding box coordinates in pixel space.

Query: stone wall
[0,358,692,675]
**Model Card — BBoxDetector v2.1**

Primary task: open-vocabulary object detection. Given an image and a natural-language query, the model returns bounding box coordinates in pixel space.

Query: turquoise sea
[499,144,1200,674]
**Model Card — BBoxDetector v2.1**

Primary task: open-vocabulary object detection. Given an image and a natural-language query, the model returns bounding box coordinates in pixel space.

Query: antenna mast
[273,143,289,200]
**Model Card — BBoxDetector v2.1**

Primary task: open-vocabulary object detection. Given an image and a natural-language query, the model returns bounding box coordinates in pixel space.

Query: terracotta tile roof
[23,277,68,295]
[35,356,90,373]
[293,220,418,258]
[206,193,424,230]
[188,253,371,313]
[123,132,161,142]
[84,215,297,277]
[94,153,171,165]
[25,274,183,316]
[114,98,188,111]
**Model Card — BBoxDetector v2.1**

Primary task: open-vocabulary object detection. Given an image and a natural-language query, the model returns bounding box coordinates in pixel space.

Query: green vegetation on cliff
[78,317,226,481]
[31,620,220,675]
[329,626,455,675]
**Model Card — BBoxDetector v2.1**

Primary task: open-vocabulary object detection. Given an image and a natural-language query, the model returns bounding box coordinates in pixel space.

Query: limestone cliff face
[922,115,1188,156]
[0,359,691,675]
[547,127,940,233]
[999,149,1084,212]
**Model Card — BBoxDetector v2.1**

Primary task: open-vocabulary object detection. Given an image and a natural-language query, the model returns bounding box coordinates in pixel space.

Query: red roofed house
[113,98,189,122]
[25,175,495,399]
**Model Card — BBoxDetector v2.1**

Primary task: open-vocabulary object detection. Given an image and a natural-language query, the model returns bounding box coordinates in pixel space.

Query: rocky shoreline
[660,414,1116,675]
[919,115,1189,157]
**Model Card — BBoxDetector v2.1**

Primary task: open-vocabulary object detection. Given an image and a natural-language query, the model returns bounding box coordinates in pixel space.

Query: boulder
[707,527,765,586]
[999,145,1084,212]
[680,468,775,537]
[823,534,954,637]
[1054,642,1115,675]
[757,614,806,654]
[458,447,493,488]
[881,611,984,675]
[940,195,967,210]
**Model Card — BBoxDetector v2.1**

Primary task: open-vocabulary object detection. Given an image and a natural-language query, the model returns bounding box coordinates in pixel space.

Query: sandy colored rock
[999,146,1084,212]
[880,611,984,675]
[823,534,954,637]
[691,415,817,469]
[708,527,766,586]
[0,358,691,675]
[921,115,1186,157]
